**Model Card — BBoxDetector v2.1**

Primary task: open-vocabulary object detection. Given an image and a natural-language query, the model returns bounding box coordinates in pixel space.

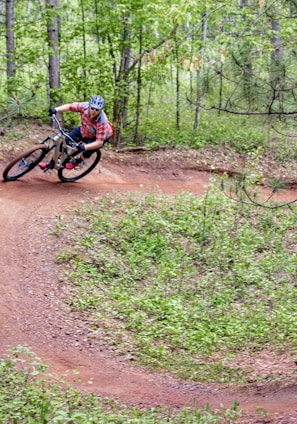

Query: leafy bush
[57,187,297,383]
[137,110,267,152]
[0,346,239,423]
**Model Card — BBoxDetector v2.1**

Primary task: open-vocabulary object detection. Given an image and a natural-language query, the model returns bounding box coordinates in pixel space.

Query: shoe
[65,157,83,170]
[39,161,52,170]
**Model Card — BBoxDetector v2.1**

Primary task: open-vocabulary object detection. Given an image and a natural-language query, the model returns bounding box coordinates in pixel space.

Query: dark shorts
[66,126,110,158]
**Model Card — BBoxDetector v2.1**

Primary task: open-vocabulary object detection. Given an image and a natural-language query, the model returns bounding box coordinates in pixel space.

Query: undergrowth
[57,185,297,384]
[0,346,239,423]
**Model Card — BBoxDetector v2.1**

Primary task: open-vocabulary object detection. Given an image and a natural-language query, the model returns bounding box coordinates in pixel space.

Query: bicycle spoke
[58,151,101,182]
[3,145,48,181]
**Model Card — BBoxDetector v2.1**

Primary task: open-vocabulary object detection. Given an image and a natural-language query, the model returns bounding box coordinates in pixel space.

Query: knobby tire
[58,149,101,182]
[2,144,48,182]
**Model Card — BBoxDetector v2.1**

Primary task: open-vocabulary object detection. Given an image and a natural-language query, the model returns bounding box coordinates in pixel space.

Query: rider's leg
[65,137,96,170]
[65,127,82,144]
[80,137,97,160]
[81,137,110,159]
[65,137,108,170]
[39,127,84,170]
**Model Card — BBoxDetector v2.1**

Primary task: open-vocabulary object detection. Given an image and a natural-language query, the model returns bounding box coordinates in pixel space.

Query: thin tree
[194,12,207,129]
[6,0,16,95]
[79,0,87,100]
[134,25,143,144]
[46,0,61,106]
[0,0,4,24]
[268,7,284,110]
[112,12,132,147]
[174,30,180,131]
[108,3,178,148]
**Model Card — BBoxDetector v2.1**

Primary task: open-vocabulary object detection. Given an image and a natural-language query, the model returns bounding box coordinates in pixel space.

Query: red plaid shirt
[69,102,113,143]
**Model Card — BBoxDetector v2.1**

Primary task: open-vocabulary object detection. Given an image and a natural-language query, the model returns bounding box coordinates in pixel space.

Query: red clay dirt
[1,149,297,423]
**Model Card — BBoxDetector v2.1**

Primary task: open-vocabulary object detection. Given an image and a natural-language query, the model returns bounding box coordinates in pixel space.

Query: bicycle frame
[42,115,77,170]
[3,115,102,183]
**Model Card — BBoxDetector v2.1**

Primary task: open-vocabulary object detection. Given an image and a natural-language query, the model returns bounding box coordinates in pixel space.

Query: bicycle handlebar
[50,115,77,147]
[50,114,65,133]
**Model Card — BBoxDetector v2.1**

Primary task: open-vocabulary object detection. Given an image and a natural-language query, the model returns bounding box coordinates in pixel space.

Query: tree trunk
[112,12,132,148]
[146,81,153,120]
[269,10,284,109]
[218,62,223,115]
[6,0,16,95]
[80,0,87,100]
[175,33,180,131]
[46,0,61,106]
[93,0,100,45]
[271,18,282,63]
[194,12,207,130]
[134,26,142,144]
[239,0,253,108]
[0,0,5,25]
[109,20,177,148]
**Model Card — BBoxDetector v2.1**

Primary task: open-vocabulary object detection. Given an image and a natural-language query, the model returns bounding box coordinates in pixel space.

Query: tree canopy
[1,0,297,146]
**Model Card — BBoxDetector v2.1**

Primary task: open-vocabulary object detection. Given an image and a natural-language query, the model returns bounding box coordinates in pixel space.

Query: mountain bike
[2,115,101,183]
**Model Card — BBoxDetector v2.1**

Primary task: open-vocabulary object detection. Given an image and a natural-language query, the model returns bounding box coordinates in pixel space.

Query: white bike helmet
[89,95,105,110]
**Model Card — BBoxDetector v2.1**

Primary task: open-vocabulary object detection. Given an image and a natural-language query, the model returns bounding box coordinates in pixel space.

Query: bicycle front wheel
[58,150,101,182]
[3,144,48,182]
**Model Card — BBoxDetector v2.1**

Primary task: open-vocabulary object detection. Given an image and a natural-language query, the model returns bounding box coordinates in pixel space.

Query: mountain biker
[39,95,113,170]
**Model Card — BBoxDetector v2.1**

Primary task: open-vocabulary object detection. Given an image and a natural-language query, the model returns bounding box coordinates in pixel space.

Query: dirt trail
[1,154,297,423]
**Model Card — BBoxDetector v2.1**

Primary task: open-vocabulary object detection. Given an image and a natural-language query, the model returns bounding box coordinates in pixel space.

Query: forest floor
[1,122,297,423]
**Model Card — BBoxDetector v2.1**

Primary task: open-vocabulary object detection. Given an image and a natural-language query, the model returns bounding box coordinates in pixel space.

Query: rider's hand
[77,143,86,152]
[48,107,57,116]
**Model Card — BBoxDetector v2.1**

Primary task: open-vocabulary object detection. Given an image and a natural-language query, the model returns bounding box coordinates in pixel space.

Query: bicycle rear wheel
[2,144,48,182]
[58,149,101,182]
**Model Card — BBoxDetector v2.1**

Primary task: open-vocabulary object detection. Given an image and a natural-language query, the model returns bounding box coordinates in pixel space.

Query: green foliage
[0,346,239,423]
[1,0,297,146]
[0,88,46,119]
[57,188,297,384]
[130,78,269,150]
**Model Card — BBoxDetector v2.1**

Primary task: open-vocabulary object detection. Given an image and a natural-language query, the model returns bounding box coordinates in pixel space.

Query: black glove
[48,107,57,116]
[77,143,86,152]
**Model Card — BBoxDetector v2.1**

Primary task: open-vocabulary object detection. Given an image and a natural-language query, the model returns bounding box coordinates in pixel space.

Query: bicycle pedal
[39,160,54,171]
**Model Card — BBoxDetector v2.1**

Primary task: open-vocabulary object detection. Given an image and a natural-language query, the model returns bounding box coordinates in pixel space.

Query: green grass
[2,163,297,421]
[0,346,240,423]
[56,186,297,384]
[131,110,268,152]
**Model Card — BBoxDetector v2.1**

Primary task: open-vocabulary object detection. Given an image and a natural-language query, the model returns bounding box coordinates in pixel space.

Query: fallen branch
[115,145,171,153]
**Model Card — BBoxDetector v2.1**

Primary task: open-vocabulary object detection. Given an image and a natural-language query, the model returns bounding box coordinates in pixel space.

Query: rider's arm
[55,104,72,113]
[83,121,113,151]
[84,140,104,150]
